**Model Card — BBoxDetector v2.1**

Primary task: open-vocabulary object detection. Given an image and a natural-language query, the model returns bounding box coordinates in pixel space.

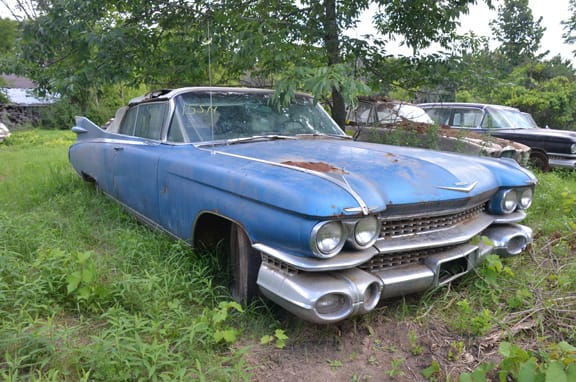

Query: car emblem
[437,181,479,193]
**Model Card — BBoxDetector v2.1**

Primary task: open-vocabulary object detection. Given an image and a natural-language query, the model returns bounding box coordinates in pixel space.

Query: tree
[13,0,488,126]
[562,0,576,56]
[489,0,546,67]
[0,18,18,54]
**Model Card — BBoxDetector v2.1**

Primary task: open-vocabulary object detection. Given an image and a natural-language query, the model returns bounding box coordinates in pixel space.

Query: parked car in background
[347,97,530,166]
[0,122,10,142]
[69,87,536,323]
[419,102,576,171]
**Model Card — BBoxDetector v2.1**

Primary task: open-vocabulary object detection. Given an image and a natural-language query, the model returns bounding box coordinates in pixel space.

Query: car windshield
[375,103,433,124]
[168,91,347,143]
[483,107,538,129]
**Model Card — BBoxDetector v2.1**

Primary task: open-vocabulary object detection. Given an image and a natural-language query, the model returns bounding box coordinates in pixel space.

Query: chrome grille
[261,253,299,275]
[360,246,456,272]
[381,203,485,239]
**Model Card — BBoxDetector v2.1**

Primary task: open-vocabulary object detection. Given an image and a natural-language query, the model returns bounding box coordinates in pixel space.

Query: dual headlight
[571,143,576,154]
[311,215,380,258]
[489,187,533,215]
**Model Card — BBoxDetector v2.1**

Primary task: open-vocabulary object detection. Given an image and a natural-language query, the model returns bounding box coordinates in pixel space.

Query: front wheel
[229,224,261,303]
[529,150,549,172]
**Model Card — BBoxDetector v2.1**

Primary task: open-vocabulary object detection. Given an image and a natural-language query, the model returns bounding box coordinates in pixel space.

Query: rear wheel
[229,224,261,303]
[529,150,549,172]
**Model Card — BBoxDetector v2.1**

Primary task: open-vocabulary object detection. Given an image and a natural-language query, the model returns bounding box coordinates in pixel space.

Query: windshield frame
[166,91,348,144]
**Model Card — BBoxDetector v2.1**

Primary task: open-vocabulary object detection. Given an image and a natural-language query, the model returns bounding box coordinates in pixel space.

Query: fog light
[315,293,350,316]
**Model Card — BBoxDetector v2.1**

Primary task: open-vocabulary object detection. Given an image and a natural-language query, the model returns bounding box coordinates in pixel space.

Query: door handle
[114,146,124,151]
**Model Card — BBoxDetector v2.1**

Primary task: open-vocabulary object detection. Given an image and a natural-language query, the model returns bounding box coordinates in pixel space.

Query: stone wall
[0,104,47,129]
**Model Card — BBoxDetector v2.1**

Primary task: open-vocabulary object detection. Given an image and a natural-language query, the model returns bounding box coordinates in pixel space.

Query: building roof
[1,74,35,89]
[1,74,57,105]
[3,88,57,105]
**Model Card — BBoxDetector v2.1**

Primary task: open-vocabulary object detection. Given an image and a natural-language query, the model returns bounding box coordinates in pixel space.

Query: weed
[421,360,442,381]
[386,357,406,378]
[408,328,424,356]
[328,359,343,371]
[449,299,493,336]
[448,341,465,362]
[260,328,289,349]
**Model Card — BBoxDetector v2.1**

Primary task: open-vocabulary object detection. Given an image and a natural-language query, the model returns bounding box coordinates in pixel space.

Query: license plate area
[425,245,477,286]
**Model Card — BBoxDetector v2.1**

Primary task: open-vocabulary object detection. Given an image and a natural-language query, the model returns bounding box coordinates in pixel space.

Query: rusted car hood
[206,137,532,216]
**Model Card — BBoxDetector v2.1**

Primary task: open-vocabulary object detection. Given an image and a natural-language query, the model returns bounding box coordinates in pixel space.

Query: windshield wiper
[224,135,298,145]
[296,133,351,140]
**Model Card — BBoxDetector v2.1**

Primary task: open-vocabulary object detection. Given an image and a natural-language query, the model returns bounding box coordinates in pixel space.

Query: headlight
[571,143,576,154]
[518,187,533,209]
[350,216,380,249]
[311,221,346,258]
[490,189,518,214]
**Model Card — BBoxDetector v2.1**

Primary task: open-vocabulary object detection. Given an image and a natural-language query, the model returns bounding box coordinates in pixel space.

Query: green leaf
[558,341,576,352]
[214,329,237,344]
[67,271,82,293]
[77,286,92,300]
[422,360,441,378]
[260,335,273,345]
[518,358,538,382]
[544,361,566,382]
[274,329,288,341]
[565,364,576,381]
[76,251,92,264]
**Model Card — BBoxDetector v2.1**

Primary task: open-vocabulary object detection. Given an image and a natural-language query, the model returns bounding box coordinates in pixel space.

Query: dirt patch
[243,310,510,381]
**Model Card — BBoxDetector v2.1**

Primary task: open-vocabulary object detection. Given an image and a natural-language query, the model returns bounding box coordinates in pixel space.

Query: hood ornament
[437,181,479,193]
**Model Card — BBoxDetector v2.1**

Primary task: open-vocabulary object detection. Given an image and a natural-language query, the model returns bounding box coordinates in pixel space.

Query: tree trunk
[324,0,346,130]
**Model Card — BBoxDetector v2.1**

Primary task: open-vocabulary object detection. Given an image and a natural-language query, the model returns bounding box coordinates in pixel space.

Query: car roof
[128,87,307,106]
[418,102,520,111]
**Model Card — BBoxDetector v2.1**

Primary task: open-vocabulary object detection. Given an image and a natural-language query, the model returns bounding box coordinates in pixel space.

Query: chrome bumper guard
[257,223,532,324]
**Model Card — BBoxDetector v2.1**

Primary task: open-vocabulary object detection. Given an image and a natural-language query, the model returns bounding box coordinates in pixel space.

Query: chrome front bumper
[256,223,532,324]
[549,156,576,169]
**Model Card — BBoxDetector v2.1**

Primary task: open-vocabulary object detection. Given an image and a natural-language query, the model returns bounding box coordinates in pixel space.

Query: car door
[111,102,167,223]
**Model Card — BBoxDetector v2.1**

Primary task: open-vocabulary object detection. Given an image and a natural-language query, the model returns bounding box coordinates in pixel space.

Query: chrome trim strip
[201,149,372,215]
[253,243,378,271]
[492,210,526,224]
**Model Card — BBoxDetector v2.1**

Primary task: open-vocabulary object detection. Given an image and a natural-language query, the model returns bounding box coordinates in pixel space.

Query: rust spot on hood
[282,161,348,174]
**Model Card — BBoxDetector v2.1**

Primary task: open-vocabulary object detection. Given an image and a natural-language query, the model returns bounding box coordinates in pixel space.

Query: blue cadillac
[69,87,537,323]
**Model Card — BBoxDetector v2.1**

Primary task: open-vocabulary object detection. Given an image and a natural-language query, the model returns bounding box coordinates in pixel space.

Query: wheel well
[193,213,233,252]
[80,171,96,183]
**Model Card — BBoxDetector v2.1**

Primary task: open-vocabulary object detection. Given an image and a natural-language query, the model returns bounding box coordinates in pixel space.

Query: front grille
[261,253,299,275]
[380,203,485,239]
[359,246,457,272]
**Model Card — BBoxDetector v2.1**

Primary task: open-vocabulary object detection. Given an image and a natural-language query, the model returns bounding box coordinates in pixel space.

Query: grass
[0,130,268,381]
[1,129,575,381]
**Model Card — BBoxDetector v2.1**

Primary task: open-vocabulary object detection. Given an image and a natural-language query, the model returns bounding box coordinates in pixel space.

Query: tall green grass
[1,129,575,381]
[0,130,262,381]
